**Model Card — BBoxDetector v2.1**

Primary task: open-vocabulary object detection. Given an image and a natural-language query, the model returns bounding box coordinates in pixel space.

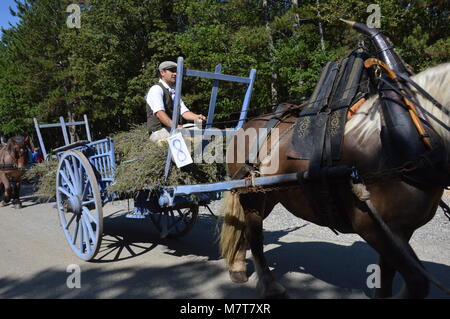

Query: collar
[159,79,174,90]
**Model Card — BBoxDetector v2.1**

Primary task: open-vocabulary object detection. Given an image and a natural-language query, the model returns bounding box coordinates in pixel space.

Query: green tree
[0,0,76,141]
[0,0,448,139]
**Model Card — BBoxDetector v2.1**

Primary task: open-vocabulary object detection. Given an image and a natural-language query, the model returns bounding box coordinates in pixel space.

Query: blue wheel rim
[56,150,103,261]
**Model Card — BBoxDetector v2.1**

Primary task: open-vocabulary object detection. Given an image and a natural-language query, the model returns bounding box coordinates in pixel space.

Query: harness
[233,48,450,233]
[0,145,15,170]
[287,48,374,233]
[232,103,299,180]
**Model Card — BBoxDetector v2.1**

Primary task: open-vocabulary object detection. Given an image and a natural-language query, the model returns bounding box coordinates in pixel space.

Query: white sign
[168,132,193,168]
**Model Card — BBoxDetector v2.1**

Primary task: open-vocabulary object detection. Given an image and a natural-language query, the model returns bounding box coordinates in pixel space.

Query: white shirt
[146,79,189,115]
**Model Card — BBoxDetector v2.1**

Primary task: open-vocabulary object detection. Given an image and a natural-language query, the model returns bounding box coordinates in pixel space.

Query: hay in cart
[109,124,227,195]
[26,124,228,199]
[24,158,58,200]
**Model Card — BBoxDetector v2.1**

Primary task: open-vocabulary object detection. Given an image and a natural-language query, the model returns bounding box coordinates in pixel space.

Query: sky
[0,0,20,36]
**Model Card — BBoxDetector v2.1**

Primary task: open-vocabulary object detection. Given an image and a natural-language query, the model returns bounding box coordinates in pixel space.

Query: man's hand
[182,111,206,123]
[196,114,206,122]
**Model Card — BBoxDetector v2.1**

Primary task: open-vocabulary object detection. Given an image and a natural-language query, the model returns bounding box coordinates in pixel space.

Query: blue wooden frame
[163,57,256,179]
[55,138,116,203]
[33,114,92,160]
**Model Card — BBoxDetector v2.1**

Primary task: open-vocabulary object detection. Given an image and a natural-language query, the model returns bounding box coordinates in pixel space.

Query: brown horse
[0,136,31,209]
[220,24,450,298]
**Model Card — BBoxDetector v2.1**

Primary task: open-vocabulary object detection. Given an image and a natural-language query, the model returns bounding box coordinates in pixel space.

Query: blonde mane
[410,63,450,148]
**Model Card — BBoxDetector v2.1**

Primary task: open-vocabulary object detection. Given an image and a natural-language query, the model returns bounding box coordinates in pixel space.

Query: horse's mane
[410,63,450,147]
[411,63,450,110]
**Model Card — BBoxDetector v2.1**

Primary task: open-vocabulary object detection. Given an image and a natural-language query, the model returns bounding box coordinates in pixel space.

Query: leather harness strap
[396,72,450,117]
[364,58,433,149]
[232,103,295,180]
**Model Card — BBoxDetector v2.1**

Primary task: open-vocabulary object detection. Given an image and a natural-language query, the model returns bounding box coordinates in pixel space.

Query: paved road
[0,184,449,299]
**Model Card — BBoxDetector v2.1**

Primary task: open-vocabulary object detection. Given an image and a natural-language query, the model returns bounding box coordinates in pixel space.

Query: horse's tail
[220,191,246,267]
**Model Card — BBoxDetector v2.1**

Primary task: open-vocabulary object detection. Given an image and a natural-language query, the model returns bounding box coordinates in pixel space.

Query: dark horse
[0,136,30,208]
[220,22,450,298]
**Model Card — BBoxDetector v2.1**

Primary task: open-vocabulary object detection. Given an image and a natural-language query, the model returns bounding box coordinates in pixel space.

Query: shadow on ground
[1,209,448,299]
[9,182,53,209]
[264,234,450,299]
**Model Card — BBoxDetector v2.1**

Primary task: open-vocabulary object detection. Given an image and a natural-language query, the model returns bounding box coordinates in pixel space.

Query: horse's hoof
[14,203,22,209]
[229,271,248,283]
[1,201,7,207]
[258,281,288,299]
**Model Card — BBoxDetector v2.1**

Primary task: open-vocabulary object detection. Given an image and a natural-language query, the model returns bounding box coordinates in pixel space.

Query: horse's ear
[24,136,30,144]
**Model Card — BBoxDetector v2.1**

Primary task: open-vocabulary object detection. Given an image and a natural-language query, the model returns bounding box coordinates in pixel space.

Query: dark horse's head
[3,136,31,169]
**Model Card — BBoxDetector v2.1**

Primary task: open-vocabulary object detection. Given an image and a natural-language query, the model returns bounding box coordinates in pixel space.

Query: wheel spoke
[65,213,77,230]
[82,206,98,224]
[72,219,80,245]
[81,213,96,244]
[72,156,81,191]
[79,219,85,253]
[82,199,95,206]
[59,170,76,195]
[178,209,189,223]
[166,210,186,233]
[64,159,78,190]
[81,217,92,255]
[58,186,73,199]
[81,174,89,200]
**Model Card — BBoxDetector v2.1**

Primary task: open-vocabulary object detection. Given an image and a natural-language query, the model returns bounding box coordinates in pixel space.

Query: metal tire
[56,150,103,261]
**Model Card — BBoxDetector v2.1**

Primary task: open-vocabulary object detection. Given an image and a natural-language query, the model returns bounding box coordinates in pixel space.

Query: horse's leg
[357,218,428,299]
[374,256,397,298]
[0,182,4,206]
[373,227,415,298]
[240,192,287,299]
[228,238,248,283]
[13,178,22,209]
[0,174,11,205]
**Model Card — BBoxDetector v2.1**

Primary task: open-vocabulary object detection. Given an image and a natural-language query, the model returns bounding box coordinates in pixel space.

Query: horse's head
[7,136,30,169]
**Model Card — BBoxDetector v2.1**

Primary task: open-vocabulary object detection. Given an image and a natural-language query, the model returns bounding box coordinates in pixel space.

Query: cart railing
[33,114,92,160]
[164,57,257,179]
[56,138,116,202]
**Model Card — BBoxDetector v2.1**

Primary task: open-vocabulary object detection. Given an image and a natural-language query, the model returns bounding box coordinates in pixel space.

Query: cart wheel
[151,206,199,239]
[56,150,103,261]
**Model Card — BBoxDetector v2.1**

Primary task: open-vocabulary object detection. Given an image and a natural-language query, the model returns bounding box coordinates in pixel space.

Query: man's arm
[155,110,186,129]
[155,110,173,128]
[182,111,206,123]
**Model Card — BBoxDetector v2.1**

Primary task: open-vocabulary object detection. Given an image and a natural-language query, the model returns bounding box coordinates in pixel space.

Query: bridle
[0,140,28,171]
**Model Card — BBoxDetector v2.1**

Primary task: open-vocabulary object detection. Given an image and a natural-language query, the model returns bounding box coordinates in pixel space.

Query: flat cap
[159,61,177,71]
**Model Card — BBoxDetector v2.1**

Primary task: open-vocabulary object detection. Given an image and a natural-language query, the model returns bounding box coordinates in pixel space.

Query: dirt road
[0,184,449,299]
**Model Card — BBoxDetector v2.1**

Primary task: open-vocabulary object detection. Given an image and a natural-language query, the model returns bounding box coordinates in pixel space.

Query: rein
[368,59,450,133]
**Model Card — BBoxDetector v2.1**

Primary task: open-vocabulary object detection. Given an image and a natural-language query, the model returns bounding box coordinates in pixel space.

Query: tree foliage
[0,0,448,142]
